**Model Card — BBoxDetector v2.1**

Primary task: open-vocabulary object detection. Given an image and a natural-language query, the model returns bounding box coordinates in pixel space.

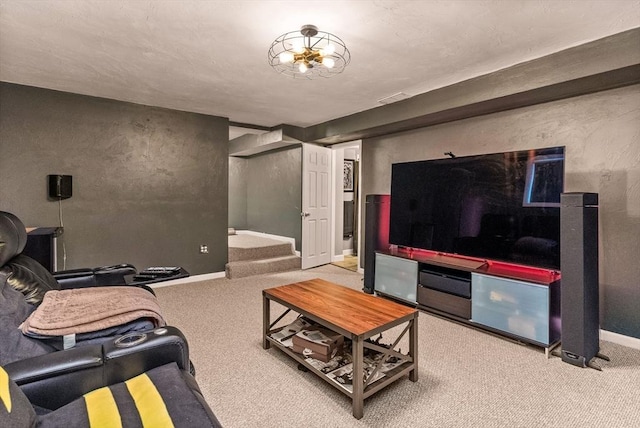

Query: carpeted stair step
[225,255,301,279]
[228,242,293,262]
[228,234,294,262]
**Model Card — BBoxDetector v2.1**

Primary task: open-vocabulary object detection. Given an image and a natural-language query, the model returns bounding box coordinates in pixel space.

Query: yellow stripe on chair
[0,367,12,413]
[125,373,174,428]
[84,387,123,428]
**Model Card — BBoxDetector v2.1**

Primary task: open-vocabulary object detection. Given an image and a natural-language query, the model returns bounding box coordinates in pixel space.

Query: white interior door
[301,143,332,269]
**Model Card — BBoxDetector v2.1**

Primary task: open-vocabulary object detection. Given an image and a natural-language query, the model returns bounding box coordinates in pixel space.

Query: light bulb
[298,63,308,73]
[279,51,294,63]
[292,39,305,54]
[322,57,335,68]
[321,44,335,56]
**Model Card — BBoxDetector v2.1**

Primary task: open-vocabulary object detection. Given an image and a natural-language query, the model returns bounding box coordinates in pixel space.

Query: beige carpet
[154,265,640,428]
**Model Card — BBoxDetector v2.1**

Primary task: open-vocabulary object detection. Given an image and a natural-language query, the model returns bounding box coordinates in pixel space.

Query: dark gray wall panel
[306,28,640,144]
[361,85,640,338]
[228,156,248,229]
[0,83,228,275]
[246,147,302,250]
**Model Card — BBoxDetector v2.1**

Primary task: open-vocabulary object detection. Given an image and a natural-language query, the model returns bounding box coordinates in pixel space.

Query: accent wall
[230,147,302,251]
[0,83,229,275]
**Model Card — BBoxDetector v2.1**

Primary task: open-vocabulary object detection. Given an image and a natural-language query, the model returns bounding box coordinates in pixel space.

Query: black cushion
[0,211,28,267]
[0,278,55,366]
[0,211,60,304]
[36,363,221,428]
[2,363,221,428]
[0,365,38,427]
[6,254,60,304]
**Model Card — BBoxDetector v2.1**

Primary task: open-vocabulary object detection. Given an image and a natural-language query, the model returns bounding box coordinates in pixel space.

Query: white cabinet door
[472,273,550,345]
[374,253,418,304]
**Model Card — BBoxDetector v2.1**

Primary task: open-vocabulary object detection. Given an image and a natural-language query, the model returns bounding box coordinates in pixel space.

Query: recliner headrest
[0,211,28,266]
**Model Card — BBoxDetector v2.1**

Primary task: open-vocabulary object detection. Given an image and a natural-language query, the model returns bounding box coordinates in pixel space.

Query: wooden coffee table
[263,278,419,419]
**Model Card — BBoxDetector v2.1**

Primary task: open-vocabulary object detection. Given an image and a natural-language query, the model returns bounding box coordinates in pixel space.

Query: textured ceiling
[1,0,639,132]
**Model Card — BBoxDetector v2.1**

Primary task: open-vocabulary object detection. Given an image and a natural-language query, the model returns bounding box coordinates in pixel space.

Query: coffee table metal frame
[262,279,419,419]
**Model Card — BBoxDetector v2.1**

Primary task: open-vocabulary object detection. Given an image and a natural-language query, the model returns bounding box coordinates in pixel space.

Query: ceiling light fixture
[268,25,350,79]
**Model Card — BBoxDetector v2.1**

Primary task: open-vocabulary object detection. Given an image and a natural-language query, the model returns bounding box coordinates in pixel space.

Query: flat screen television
[389,147,565,270]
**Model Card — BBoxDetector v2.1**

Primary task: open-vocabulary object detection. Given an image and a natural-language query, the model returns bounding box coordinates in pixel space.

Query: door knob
[301,212,311,217]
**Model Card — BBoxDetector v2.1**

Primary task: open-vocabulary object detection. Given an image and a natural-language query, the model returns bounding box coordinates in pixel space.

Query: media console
[374,248,561,356]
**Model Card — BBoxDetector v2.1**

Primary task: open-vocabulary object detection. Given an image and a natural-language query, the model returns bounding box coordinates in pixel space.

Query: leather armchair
[0,213,219,426]
[0,211,167,366]
[4,326,190,410]
[1,329,220,426]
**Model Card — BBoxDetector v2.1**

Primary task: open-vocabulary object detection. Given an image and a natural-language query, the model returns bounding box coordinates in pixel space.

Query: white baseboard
[601,329,640,350]
[149,271,226,288]
[342,249,354,256]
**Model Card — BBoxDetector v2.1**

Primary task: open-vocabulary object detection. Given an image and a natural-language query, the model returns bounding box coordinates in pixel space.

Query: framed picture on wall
[343,160,354,191]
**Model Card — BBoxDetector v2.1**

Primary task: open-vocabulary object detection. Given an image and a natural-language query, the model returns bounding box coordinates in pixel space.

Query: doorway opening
[332,142,361,272]
[332,254,359,271]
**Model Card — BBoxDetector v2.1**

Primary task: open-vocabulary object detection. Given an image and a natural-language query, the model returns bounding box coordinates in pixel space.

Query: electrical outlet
[199,244,209,254]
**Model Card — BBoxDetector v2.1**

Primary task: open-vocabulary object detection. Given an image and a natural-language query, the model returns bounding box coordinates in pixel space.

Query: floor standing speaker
[560,192,603,368]
[363,194,390,294]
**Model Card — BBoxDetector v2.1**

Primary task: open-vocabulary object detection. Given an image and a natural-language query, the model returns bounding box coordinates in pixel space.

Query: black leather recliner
[1,210,163,364]
[2,362,221,427]
[1,330,221,427]
[0,210,221,426]
[6,326,193,409]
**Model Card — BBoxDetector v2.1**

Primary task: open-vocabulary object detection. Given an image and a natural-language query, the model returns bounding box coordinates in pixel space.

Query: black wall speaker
[560,192,601,367]
[363,194,390,294]
[48,175,73,200]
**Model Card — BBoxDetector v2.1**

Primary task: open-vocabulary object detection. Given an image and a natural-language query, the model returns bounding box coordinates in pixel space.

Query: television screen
[389,147,565,269]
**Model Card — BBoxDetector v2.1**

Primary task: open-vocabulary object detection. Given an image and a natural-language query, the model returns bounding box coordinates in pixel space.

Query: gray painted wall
[228,156,248,229]
[0,83,229,275]
[307,29,640,144]
[245,147,302,250]
[361,84,640,338]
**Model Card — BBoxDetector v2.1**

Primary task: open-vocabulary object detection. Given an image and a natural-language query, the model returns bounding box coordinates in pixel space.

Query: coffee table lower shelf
[265,335,417,401]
